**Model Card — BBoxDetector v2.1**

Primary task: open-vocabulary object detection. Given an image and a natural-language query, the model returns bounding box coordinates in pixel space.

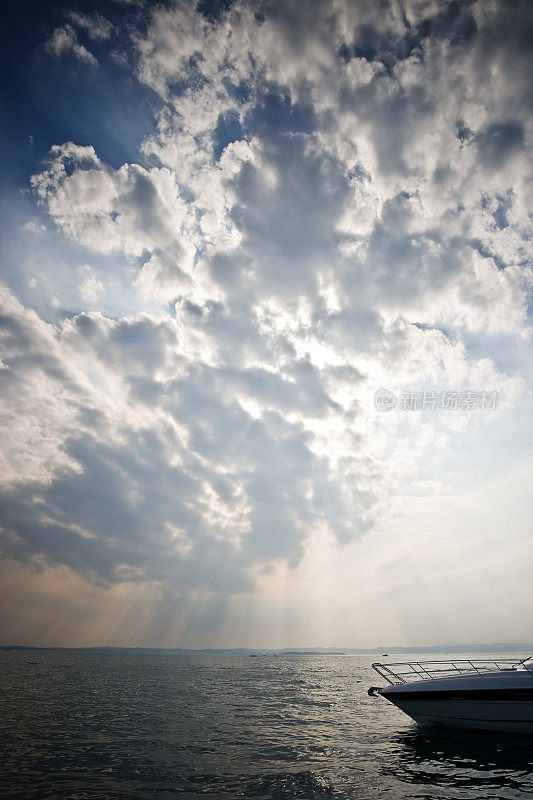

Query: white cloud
[67,10,114,41]
[31,143,200,303]
[45,24,98,66]
[20,219,46,235]
[77,265,104,305]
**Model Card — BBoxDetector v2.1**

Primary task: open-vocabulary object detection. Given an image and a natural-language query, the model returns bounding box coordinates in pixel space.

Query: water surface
[1,651,531,799]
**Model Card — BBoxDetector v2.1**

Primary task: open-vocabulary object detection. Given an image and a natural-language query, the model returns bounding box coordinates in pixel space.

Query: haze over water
[2,650,531,799]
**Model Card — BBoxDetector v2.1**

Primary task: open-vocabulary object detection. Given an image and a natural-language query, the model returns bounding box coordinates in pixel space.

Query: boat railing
[372,657,526,685]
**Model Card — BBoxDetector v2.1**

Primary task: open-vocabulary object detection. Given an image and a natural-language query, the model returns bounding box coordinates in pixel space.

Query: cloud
[45,24,98,66]
[3,0,532,644]
[0,284,382,601]
[474,120,526,168]
[32,143,193,257]
[77,265,104,305]
[130,0,532,327]
[67,10,114,41]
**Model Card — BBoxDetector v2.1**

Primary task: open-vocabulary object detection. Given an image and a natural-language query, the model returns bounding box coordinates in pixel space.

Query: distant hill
[1,642,531,654]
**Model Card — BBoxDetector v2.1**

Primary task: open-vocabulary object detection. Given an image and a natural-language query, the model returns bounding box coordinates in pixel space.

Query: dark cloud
[227,134,351,296]
[475,121,525,168]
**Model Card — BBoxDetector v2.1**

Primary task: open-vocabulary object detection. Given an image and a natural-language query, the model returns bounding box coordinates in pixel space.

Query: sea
[1,650,532,800]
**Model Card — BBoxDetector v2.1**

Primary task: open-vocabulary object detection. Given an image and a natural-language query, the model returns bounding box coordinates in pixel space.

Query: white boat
[368,656,533,734]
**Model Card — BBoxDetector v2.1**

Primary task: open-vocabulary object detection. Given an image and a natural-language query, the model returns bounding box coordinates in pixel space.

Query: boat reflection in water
[369,656,533,734]
[383,726,533,796]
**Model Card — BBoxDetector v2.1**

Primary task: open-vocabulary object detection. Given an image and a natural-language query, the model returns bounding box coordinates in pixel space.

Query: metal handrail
[372,657,528,686]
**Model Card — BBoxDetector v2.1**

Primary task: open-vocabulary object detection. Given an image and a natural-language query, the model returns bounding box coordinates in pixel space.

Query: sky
[0,0,532,649]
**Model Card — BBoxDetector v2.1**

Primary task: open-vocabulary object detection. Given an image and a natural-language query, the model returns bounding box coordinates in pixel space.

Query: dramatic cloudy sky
[0,0,531,648]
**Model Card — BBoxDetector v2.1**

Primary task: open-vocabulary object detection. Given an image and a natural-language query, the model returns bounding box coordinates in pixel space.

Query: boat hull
[386,696,533,734]
[380,679,533,734]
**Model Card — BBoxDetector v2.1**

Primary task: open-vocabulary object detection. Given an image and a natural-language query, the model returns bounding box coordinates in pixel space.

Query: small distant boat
[382,653,389,657]
[250,654,256,657]
[368,656,533,734]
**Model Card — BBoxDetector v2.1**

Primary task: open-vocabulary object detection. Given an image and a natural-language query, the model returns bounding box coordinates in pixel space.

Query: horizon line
[2,641,532,653]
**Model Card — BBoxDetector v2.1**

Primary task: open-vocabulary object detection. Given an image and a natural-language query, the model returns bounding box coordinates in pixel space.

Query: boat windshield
[522,656,533,671]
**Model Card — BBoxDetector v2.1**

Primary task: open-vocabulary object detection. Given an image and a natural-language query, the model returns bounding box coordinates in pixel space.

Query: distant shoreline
[1,643,531,655]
